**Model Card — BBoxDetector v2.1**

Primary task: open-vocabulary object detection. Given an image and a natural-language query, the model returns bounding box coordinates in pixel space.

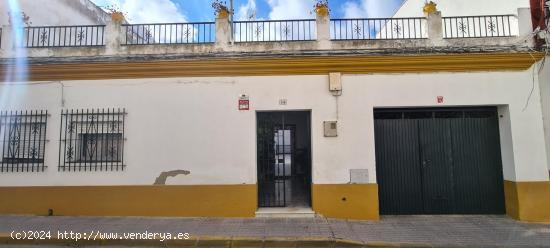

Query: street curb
[0,233,504,247]
[1,233,362,247]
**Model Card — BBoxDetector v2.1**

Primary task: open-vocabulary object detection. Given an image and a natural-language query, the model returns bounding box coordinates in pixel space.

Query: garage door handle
[422,160,431,166]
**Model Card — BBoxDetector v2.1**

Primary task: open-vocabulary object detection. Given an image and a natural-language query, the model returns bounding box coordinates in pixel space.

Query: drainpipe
[531,0,547,47]
[531,0,547,30]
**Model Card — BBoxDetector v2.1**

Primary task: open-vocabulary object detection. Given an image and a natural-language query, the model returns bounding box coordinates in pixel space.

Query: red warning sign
[239,95,250,110]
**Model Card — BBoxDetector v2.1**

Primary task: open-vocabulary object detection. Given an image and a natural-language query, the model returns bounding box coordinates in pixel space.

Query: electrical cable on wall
[519,4,549,112]
[524,0,549,112]
[335,95,340,121]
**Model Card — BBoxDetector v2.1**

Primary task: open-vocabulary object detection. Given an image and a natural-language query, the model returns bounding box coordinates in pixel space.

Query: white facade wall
[0,68,548,187]
[0,0,108,26]
[540,56,550,171]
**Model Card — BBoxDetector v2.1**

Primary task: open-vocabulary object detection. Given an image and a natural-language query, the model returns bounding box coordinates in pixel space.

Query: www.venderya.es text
[10,230,190,242]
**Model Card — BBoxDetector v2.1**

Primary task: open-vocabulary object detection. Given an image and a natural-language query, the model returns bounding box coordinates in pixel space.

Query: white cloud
[267,0,315,20]
[343,0,403,19]
[92,0,187,23]
[236,0,257,20]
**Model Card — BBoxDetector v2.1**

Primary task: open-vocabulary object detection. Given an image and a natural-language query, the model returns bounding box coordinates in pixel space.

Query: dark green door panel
[375,119,424,214]
[374,108,505,215]
[450,116,505,214]
[418,119,454,214]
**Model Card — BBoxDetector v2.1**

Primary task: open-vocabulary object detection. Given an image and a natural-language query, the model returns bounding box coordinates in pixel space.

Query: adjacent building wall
[392,0,530,17]
[0,0,109,26]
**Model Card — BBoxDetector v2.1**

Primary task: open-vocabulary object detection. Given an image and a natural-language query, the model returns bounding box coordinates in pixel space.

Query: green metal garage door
[374,107,505,215]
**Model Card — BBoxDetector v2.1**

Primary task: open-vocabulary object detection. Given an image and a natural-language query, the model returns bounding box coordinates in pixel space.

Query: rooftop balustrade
[443,15,517,38]
[22,25,106,48]
[330,18,428,40]
[0,8,535,58]
[233,19,317,42]
[122,22,215,45]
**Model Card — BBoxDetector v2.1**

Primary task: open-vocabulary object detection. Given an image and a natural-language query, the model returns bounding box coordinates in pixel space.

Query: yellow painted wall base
[504,180,550,222]
[0,185,257,217]
[312,184,379,220]
[6,182,548,221]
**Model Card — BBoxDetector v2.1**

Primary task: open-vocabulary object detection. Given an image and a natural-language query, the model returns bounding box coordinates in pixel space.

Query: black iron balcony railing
[331,18,427,40]
[23,25,106,48]
[0,15,525,50]
[122,22,215,45]
[443,15,517,38]
[233,19,316,42]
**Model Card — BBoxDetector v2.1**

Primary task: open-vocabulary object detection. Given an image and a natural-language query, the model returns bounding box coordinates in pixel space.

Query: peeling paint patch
[154,170,191,185]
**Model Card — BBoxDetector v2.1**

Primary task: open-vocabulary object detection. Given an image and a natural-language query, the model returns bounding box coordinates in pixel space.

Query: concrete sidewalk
[1,215,550,247]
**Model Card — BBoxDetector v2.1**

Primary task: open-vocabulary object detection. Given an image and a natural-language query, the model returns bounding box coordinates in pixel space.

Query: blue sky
[90,0,405,23]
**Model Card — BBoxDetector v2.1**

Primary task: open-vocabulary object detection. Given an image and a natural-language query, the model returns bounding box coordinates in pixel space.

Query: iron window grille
[373,108,498,120]
[0,110,48,172]
[59,108,126,171]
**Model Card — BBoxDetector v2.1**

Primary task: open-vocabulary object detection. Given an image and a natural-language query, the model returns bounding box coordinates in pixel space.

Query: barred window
[0,110,48,172]
[59,108,126,171]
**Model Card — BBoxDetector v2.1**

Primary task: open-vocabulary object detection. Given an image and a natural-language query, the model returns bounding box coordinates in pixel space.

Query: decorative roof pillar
[315,0,331,49]
[424,1,443,45]
[213,0,231,50]
[105,12,124,55]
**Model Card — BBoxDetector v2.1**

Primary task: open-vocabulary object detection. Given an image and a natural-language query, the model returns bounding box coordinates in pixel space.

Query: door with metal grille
[375,107,505,215]
[257,111,311,208]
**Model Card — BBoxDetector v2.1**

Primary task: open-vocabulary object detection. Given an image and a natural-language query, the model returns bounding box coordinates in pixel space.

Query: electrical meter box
[324,121,338,137]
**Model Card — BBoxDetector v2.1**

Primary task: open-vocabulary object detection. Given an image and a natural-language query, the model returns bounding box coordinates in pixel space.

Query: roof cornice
[0,52,544,82]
